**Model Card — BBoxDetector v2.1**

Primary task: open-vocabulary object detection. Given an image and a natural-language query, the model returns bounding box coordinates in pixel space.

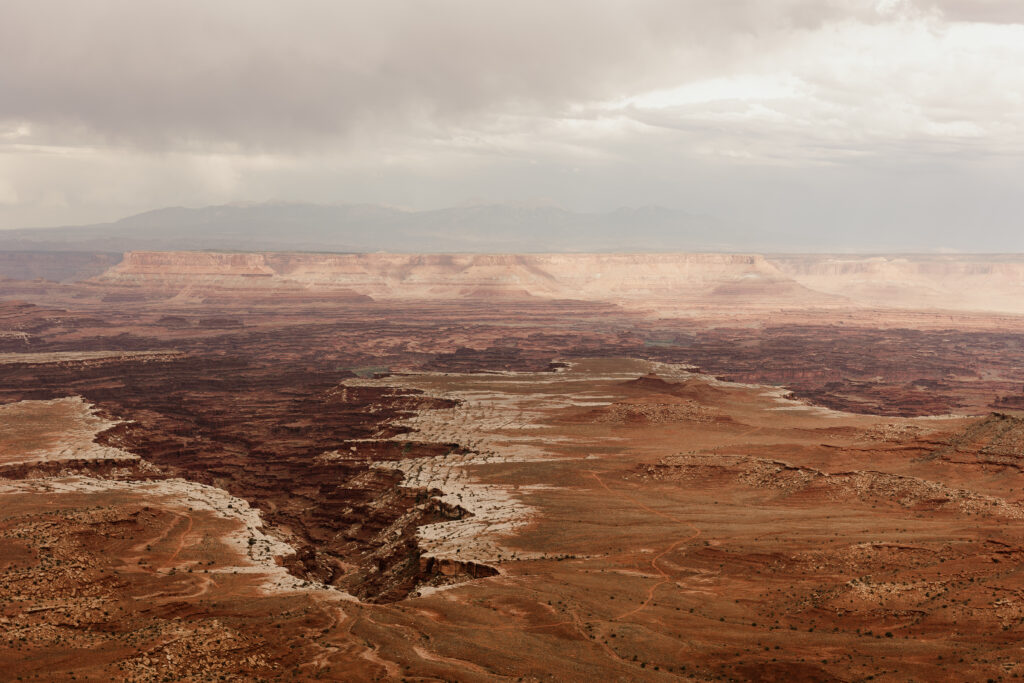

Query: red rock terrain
[2,251,1024,681]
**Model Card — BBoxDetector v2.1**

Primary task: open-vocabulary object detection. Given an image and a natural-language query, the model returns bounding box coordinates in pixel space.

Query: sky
[1,0,1023,250]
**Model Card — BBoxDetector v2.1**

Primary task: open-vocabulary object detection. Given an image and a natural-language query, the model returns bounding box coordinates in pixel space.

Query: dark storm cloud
[1,0,1023,250]
[0,0,861,150]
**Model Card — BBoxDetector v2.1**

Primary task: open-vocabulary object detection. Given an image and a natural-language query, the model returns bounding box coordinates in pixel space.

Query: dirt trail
[166,512,193,565]
[588,470,702,621]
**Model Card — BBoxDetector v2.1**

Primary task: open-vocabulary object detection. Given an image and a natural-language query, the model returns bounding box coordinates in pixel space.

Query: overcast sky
[2,0,1023,249]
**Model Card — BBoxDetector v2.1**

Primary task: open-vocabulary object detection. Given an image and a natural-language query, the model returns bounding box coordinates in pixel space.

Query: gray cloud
[1,0,1023,249]
[929,0,1024,23]
[0,0,877,150]
[0,1,701,148]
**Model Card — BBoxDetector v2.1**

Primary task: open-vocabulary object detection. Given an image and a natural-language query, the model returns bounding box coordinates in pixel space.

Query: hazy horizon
[4,200,1024,255]
[3,1,1024,251]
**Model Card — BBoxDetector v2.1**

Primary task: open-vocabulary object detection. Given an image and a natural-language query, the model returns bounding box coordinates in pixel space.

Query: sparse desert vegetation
[3,253,1024,680]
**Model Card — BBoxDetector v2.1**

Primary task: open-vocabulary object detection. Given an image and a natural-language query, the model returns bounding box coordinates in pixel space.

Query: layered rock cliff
[98,251,838,308]
[93,251,1024,314]
[771,255,1024,313]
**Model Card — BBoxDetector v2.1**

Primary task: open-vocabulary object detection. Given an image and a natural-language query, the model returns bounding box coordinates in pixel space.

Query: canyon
[2,249,1024,681]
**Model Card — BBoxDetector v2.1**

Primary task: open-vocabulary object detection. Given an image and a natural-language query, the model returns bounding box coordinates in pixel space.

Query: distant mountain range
[0,202,744,253]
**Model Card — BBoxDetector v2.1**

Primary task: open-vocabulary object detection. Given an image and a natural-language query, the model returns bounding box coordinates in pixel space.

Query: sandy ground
[0,396,139,466]
[6,358,1024,681]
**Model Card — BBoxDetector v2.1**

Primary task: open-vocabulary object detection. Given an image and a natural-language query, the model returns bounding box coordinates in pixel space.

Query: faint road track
[587,470,702,621]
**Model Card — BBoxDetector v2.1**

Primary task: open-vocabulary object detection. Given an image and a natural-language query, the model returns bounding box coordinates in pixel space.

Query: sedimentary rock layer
[95,250,1024,313]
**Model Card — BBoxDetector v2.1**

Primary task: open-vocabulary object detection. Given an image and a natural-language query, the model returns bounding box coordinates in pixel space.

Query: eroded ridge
[0,396,312,590]
[0,395,371,679]
[636,453,1024,519]
[0,396,139,467]
[7,257,1024,680]
[0,476,314,592]
[344,362,660,585]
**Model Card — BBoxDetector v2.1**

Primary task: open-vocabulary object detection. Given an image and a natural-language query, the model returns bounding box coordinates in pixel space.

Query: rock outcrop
[95,251,1024,314]
[772,254,1024,313]
[97,251,837,308]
